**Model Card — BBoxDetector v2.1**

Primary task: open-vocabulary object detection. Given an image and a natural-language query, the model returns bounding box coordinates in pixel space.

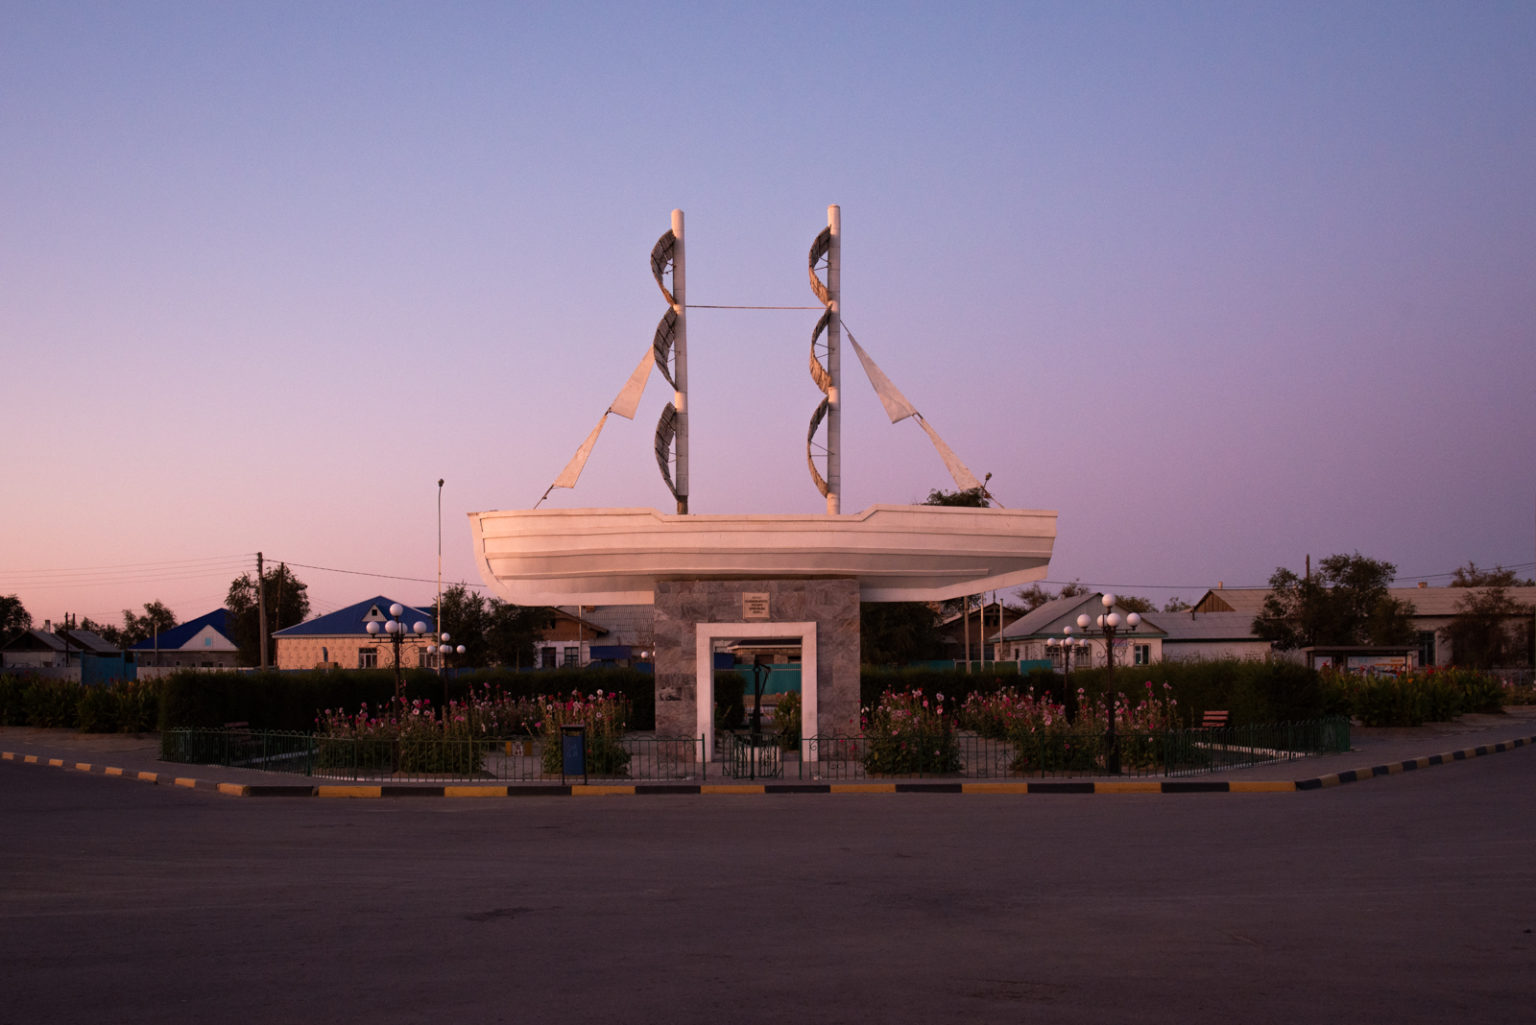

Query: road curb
[5,735,1532,798]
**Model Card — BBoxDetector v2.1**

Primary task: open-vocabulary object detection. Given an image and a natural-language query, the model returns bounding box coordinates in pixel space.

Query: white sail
[915,414,982,492]
[847,331,917,423]
[548,347,656,493]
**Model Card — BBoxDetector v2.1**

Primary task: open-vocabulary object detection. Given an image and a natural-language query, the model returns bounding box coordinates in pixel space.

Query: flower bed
[861,689,961,775]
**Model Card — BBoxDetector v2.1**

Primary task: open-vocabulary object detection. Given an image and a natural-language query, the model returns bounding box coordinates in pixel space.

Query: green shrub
[0,673,28,725]
[23,678,83,728]
[535,690,631,777]
[157,665,656,733]
[771,691,801,750]
[1318,667,1507,726]
[861,689,961,775]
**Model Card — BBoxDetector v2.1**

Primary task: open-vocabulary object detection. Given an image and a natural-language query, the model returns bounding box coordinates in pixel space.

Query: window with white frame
[358,647,378,669]
[1133,643,1151,665]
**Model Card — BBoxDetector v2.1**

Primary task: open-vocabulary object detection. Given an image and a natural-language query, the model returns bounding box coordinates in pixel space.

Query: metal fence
[160,730,707,783]
[164,717,1349,784]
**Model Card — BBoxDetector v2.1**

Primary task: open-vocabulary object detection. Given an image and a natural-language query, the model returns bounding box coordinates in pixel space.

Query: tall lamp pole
[366,603,428,701]
[1076,594,1141,775]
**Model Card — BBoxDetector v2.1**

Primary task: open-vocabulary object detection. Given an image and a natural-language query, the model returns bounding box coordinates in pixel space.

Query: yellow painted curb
[316,785,383,798]
[104,766,124,776]
[444,786,508,798]
[962,783,1032,794]
[173,777,199,789]
[136,771,159,783]
[701,785,767,795]
[831,783,898,794]
[1228,781,1296,793]
[572,785,635,796]
[1095,781,1162,794]
[2,751,14,761]
[75,762,92,772]
[24,755,39,763]
[217,783,249,796]
[1316,774,1344,788]
[48,758,64,767]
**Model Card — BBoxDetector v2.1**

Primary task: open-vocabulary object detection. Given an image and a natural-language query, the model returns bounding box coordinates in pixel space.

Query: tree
[78,616,125,647]
[1440,583,1534,669]
[1012,580,1088,613]
[483,599,547,668]
[1450,562,1534,588]
[1254,553,1415,650]
[1,594,33,643]
[226,564,310,666]
[1113,595,1155,613]
[922,486,989,507]
[1162,597,1192,613]
[120,601,178,646]
[427,583,496,667]
[861,602,944,665]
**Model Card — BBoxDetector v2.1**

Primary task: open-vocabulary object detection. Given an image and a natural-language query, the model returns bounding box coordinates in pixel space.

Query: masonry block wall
[653,577,860,738]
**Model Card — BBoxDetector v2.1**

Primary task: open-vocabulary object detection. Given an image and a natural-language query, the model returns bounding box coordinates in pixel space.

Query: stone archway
[693,620,818,762]
[652,578,860,763]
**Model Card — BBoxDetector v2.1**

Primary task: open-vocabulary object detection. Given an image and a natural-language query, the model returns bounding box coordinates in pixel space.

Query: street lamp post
[365,603,429,701]
[1076,593,1141,775]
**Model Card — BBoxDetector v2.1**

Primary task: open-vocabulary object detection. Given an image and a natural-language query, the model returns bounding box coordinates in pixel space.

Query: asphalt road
[3,752,1533,1025]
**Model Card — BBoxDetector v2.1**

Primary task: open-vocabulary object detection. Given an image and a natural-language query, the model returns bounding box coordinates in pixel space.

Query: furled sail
[806,397,831,497]
[806,227,835,497]
[807,227,832,305]
[653,307,679,388]
[654,402,680,500]
[650,230,677,306]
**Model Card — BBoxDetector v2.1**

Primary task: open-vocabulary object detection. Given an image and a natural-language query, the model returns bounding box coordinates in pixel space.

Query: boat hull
[469,504,1056,605]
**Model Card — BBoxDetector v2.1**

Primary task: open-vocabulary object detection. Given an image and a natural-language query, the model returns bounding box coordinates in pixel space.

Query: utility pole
[257,552,268,671]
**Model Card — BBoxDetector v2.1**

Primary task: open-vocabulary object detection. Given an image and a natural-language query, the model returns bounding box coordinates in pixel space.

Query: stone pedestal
[653,578,860,743]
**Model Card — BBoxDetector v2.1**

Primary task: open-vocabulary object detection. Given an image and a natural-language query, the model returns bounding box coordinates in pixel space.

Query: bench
[1199,710,1230,729]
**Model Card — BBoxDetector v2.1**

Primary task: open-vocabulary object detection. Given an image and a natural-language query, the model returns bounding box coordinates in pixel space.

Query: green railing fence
[162,717,1349,784]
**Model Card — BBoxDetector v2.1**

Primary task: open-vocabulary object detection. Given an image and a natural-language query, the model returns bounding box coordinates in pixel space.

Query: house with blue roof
[129,608,240,668]
[273,596,438,671]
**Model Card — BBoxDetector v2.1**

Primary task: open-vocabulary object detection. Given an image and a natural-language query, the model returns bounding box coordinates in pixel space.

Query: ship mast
[825,204,841,515]
[671,209,688,514]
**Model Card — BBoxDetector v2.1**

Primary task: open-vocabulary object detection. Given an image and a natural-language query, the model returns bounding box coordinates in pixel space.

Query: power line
[274,559,489,590]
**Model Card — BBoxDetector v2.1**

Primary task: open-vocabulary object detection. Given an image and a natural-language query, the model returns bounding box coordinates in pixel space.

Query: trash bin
[560,724,587,783]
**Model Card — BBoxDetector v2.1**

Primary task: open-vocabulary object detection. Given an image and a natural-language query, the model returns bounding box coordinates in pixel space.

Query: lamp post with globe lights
[1075,593,1141,774]
[365,603,429,701]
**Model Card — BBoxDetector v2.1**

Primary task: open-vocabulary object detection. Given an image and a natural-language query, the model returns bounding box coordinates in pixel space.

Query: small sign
[742,592,770,620]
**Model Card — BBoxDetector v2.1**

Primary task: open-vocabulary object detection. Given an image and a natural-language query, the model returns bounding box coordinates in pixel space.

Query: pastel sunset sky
[3,1,1533,627]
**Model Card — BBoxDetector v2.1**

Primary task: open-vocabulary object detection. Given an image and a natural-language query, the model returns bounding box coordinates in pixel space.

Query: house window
[1133,644,1151,666]
[563,646,579,667]
[359,647,378,669]
[1416,631,1436,667]
[540,646,556,669]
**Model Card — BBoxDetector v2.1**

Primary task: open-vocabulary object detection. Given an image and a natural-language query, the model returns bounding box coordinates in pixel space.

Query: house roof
[1194,585,1536,619]
[997,594,1165,641]
[1,628,120,654]
[1144,610,1266,642]
[128,609,235,651]
[273,596,437,638]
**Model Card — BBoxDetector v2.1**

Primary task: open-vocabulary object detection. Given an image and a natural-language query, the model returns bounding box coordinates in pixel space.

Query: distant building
[1193,584,1536,667]
[128,609,239,668]
[273,597,437,671]
[0,626,120,669]
[994,594,1166,669]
